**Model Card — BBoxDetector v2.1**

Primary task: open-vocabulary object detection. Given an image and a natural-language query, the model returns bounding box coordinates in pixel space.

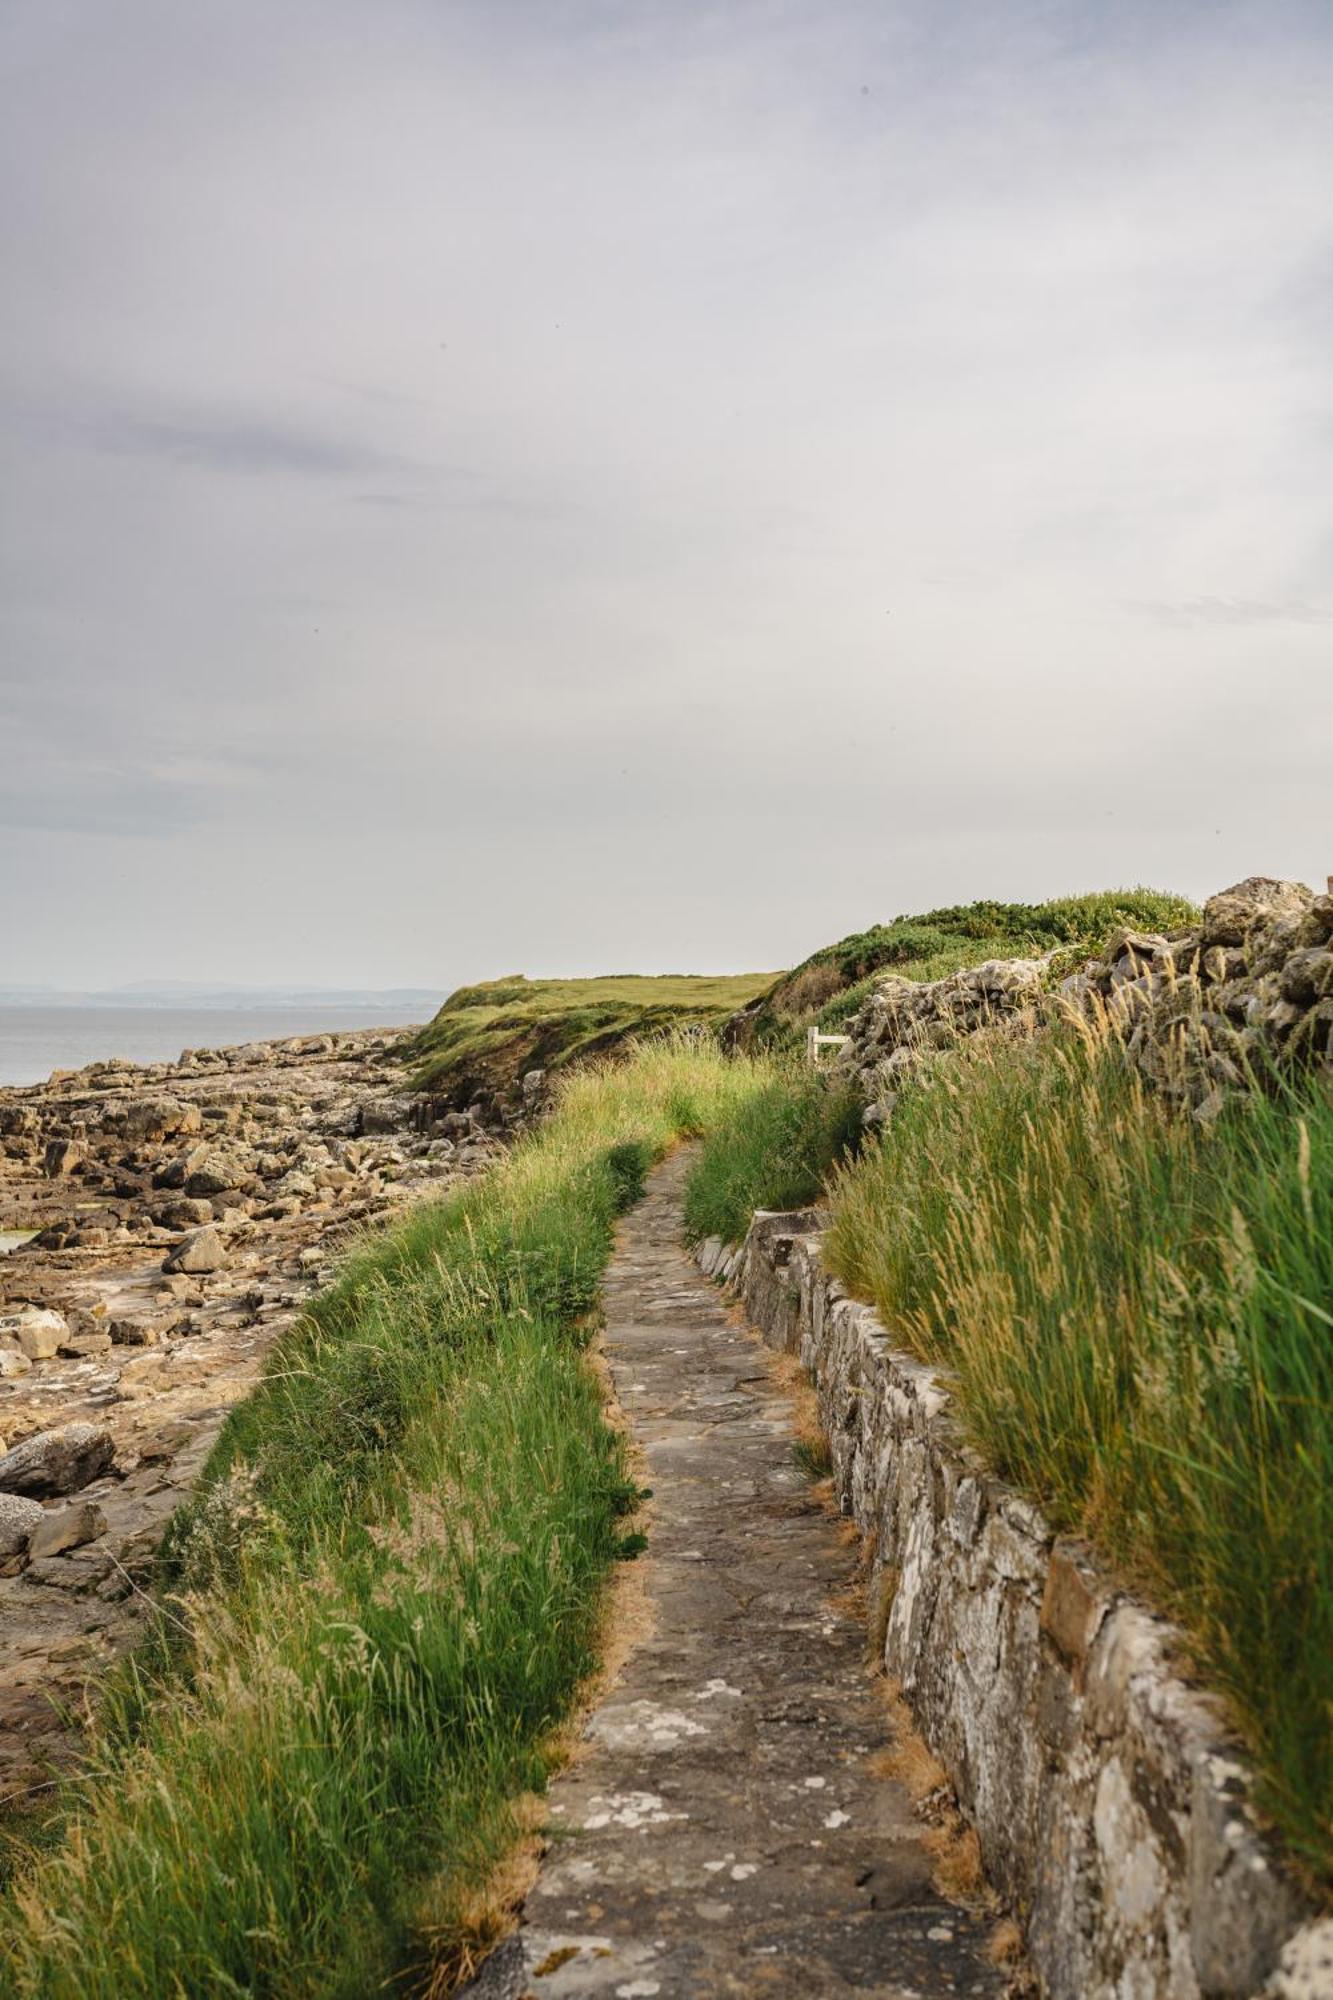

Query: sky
[2,0,1330,989]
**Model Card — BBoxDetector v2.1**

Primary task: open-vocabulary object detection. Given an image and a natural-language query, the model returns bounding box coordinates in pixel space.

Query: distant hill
[0,984,443,1011]
[409,971,775,1106]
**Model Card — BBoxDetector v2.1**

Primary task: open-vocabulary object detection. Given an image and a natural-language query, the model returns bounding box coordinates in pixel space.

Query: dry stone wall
[841,954,1049,1118]
[695,1214,1328,1999]
[1059,876,1333,1117]
[841,877,1333,1126]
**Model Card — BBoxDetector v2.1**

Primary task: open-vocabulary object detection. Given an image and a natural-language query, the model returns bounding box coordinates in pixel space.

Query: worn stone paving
[464,1152,1002,1999]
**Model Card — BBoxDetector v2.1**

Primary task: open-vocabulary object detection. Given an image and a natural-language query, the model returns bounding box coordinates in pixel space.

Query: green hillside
[410,970,776,1104]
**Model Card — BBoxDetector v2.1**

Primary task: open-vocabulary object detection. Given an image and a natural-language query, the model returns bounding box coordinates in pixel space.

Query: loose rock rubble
[0,1023,510,1804]
[841,877,1332,1125]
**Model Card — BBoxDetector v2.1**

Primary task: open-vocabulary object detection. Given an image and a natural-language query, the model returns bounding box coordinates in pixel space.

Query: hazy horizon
[0,981,445,1003]
[4,1,1329,989]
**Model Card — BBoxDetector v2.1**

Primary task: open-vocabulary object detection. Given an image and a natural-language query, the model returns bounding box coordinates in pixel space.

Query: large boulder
[163,1224,226,1274]
[358,1097,414,1135]
[42,1136,85,1177]
[1201,877,1312,947]
[0,1423,115,1498]
[0,1305,68,1360]
[184,1151,245,1198]
[28,1500,107,1559]
[155,1140,219,1190]
[152,1196,215,1229]
[121,1096,201,1143]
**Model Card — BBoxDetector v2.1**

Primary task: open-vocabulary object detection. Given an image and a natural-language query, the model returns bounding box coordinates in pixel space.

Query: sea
[0,1003,432,1090]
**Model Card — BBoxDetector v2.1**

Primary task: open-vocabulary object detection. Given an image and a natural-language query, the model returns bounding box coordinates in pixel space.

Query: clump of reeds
[825,1014,1333,1883]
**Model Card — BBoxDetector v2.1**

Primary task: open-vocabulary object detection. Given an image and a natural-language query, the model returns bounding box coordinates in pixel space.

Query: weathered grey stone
[28,1500,107,1560]
[42,1136,85,1176]
[358,1096,413,1134]
[183,1151,243,1197]
[0,1305,67,1359]
[1189,1752,1308,1996]
[162,1224,226,1274]
[1201,877,1312,946]
[1265,1919,1333,1998]
[121,1096,199,1142]
[0,1423,115,1498]
[108,1315,165,1345]
[1280,947,1333,1004]
[57,1329,113,1358]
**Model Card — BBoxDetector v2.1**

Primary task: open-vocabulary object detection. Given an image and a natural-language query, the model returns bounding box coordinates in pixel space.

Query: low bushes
[0,1040,767,1998]
[825,1024,1333,1884]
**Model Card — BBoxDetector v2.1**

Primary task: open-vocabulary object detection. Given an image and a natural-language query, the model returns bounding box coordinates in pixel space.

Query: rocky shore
[0,1024,506,1806]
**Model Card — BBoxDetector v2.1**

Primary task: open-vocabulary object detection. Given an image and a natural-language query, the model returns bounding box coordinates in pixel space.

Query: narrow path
[467,1153,1002,1998]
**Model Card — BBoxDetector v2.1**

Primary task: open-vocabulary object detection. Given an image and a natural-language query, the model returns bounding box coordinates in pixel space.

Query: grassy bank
[1,1041,770,1997]
[682,1064,862,1246]
[410,971,774,1102]
[823,1024,1332,1883]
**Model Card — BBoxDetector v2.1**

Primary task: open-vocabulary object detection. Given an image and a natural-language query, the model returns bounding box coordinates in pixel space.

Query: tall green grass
[825,1024,1333,1884]
[1,1040,770,1998]
[682,1065,862,1246]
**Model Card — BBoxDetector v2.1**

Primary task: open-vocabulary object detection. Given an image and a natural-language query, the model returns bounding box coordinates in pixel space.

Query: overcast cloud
[2,0,1330,988]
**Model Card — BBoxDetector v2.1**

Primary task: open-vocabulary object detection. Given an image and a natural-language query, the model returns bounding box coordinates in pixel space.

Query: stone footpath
[465,1152,1006,1999]
[0,1024,507,1804]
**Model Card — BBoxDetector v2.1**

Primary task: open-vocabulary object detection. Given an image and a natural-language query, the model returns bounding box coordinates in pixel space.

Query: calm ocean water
[0,1005,430,1089]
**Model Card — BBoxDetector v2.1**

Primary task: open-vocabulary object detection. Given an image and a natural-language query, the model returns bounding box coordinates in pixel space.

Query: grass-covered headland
[685,1020,1333,1887]
[1,1041,765,1998]
[410,971,774,1104]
